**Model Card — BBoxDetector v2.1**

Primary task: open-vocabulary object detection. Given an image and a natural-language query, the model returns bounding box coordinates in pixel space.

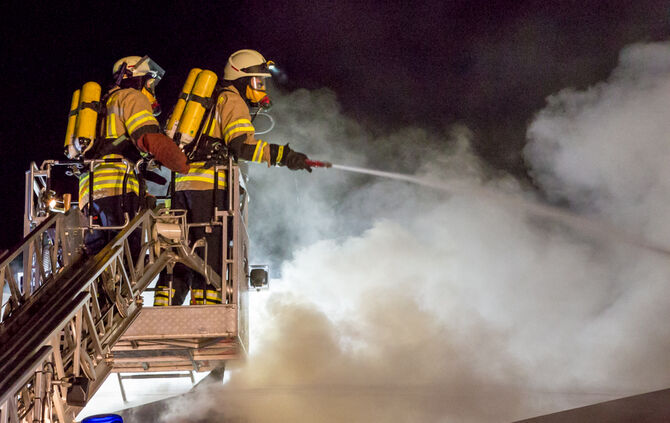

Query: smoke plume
[158,41,670,422]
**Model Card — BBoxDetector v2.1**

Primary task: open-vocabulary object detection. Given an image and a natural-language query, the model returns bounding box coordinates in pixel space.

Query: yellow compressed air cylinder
[64,89,81,158]
[176,69,217,147]
[74,81,102,155]
[165,68,202,138]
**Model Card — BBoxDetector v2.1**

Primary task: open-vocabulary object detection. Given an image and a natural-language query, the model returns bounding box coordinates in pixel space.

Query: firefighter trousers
[154,189,227,306]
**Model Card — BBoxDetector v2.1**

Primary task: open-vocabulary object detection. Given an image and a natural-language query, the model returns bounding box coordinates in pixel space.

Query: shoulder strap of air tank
[88,88,140,160]
[185,87,224,161]
[95,91,110,141]
[79,90,108,161]
[200,92,219,139]
[189,91,216,109]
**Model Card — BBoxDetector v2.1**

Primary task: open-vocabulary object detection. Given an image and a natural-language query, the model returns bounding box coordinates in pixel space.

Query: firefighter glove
[285,150,312,172]
[272,144,312,172]
[137,133,190,174]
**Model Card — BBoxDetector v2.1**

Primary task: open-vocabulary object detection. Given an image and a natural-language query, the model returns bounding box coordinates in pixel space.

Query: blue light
[82,414,123,423]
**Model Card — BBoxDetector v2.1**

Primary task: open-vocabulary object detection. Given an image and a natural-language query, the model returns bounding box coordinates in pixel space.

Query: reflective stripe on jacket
[207,86,269,165]
[177,86,273,191]
[78,154,139,208]
[174,161,227,191]
[207,87,256,143]
[104,88,159,140]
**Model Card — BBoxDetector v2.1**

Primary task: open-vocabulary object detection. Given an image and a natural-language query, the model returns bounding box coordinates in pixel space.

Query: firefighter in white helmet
[154,49,311,307]
[81,55,190,255]
[199,49,312,171]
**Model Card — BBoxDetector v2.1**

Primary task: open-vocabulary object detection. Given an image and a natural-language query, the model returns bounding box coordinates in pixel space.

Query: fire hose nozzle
[305,159,332,168]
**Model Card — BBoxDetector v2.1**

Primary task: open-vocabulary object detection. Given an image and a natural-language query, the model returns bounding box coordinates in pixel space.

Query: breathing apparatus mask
[246,76,272,110]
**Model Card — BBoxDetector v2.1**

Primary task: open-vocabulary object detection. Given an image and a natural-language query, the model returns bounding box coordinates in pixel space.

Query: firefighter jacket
[79,88,160,208]
[175,85,285,191]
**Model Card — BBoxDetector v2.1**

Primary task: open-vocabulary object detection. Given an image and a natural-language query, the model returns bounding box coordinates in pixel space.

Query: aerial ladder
[0,156,266,422]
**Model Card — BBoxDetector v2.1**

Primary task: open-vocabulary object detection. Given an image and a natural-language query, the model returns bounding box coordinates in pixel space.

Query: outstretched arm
[228,136,312,172]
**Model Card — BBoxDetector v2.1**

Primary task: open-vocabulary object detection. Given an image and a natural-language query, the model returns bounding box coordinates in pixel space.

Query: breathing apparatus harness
[83,70,164,216]
[182,84,231,167]
[185,80,272,164]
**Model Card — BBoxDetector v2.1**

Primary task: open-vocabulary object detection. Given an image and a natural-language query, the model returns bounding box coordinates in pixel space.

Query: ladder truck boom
[0,157,256,422]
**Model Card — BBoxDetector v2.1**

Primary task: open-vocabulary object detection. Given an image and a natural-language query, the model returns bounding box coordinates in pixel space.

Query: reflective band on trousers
[78,154,139,204]
[191,288,222,305]
[193,299,222,305]
[175,161,227,190]
[153,287,175,307]
[154,297,169,306]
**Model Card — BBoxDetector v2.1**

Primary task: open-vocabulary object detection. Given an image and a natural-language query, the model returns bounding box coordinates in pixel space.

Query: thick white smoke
[158,41,670,422]
[525,42,670,243]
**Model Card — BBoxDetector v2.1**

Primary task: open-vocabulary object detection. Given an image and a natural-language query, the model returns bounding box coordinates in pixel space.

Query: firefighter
[154,49,311,306]
[80,55,190,256]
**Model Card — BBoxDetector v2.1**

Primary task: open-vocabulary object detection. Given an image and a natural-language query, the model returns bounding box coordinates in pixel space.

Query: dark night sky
[1,1,668,249]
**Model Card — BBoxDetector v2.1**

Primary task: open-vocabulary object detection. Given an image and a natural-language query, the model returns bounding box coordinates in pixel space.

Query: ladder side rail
[5,158,88,322]
[0,215,59,273]
[1,214,60,323]
[0,345,52,423]
[23,162,51,300]
[0,292,90,398]
[23,162,37,237]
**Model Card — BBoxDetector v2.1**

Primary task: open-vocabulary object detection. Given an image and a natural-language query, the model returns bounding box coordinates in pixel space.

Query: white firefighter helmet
[224,49,272,80]
[112,55,165,114]
[112,56,165,81]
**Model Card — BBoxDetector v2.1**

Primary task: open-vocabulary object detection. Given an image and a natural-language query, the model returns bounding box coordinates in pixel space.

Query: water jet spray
[311,161,670,258]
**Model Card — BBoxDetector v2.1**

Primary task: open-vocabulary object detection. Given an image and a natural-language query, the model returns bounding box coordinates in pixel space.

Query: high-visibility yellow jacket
[79,88,160,208]
[175,85,286,191]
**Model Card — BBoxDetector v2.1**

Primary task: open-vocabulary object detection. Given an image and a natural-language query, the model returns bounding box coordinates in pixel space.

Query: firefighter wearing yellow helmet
[154,49,312,307]
[80,55,190,256]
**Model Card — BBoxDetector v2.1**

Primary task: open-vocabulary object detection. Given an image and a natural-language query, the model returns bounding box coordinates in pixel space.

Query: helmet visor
[135,56,166,82]
[249,76,267,91]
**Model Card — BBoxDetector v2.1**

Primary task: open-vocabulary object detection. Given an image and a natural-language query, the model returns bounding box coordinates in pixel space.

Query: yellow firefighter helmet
[223,49,272,80]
